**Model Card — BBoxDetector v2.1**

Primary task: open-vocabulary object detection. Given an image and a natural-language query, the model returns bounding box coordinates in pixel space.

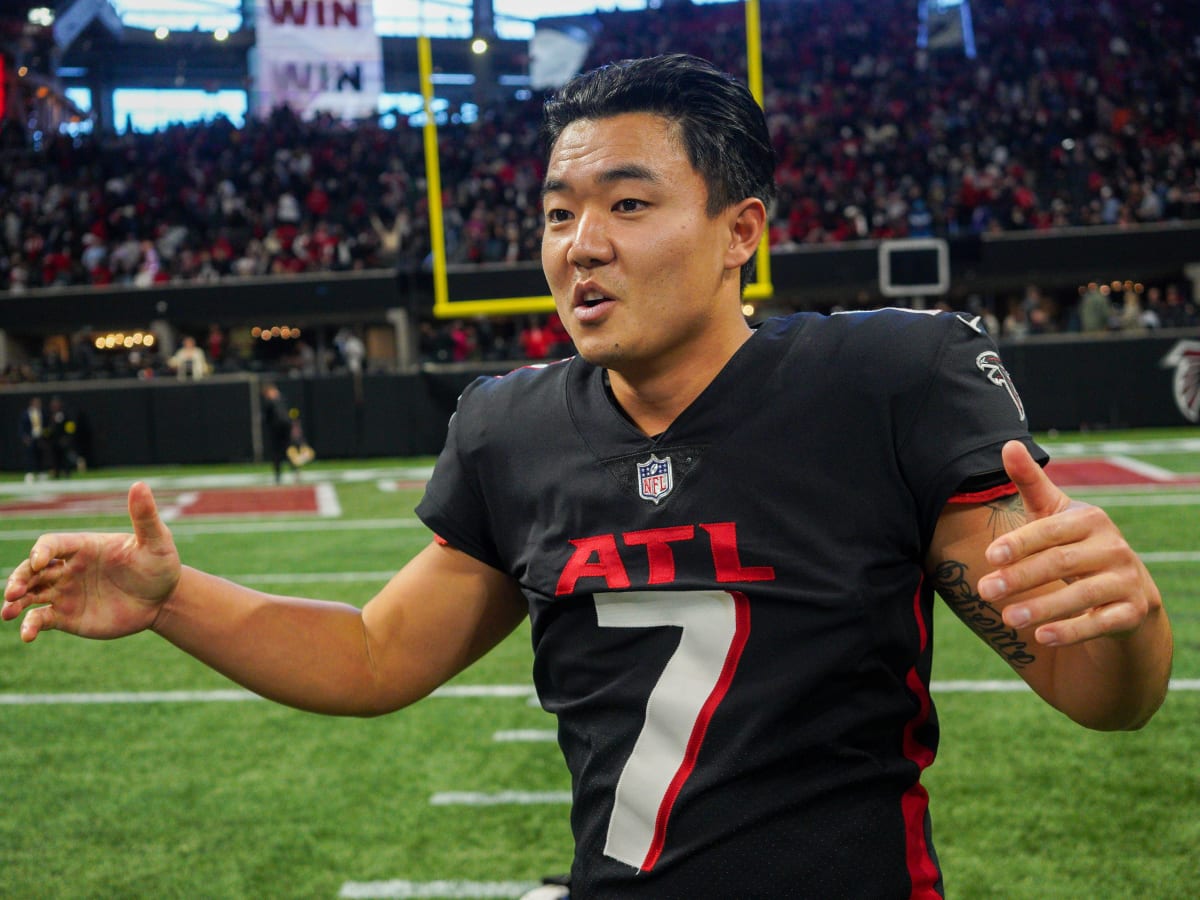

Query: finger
[982,513,1100,598]
[28,532,88,574]
[985,502,1105,578]
[1,589,27,621]
[19,604,57,643]
[1033,596,1146,647]
[6,550,55,598]
[1001,440,1069,522]
[998,564,1118,624]
[128,482,171,552]
[5,559,32,601]
[3,585,48,623]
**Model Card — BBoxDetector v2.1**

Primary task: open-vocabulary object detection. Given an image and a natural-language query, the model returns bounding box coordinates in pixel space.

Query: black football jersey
[416,309,1047,899]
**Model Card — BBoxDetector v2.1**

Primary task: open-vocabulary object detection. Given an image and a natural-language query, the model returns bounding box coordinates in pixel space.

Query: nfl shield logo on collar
[636,454,673,504]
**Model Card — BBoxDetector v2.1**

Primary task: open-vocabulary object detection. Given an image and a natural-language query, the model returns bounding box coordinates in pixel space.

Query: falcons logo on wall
[1161,340,1200,423]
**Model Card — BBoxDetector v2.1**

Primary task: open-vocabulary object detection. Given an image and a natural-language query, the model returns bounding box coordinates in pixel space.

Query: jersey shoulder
[450,357,579,453]
[761,307,991,387]
[797,306,981,349]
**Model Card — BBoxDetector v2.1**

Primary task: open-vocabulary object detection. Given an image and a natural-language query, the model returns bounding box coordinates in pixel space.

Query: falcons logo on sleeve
[975,351,1026,421]
[1161,340,1200,423]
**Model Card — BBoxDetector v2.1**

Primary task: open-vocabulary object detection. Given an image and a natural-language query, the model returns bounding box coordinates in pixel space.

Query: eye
[545,208,573,224]
[613,198,647,213]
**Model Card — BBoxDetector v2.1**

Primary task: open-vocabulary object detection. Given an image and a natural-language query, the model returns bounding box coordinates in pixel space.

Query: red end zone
[0,486,325,520]
[1045,459,1200,487]
[1,461,1196,522]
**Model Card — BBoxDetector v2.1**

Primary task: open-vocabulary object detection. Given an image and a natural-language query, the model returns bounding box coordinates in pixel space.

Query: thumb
[1002,439,1068,520]
[127,482,172,551]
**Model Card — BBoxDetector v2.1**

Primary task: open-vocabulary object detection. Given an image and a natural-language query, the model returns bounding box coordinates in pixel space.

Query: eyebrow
[542,163,662,197]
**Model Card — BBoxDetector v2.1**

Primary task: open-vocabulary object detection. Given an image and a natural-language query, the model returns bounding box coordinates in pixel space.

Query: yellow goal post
[421,0,772,319]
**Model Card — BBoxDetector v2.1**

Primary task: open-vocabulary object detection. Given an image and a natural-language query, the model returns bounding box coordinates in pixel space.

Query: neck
[606,319,753,436]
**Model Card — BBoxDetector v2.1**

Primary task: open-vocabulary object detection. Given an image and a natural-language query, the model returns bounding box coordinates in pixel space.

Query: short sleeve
[897,313,1047,532]
[414,378,505,571]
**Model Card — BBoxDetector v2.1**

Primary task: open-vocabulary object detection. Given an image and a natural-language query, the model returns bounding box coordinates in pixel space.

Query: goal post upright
[421,3,772,319]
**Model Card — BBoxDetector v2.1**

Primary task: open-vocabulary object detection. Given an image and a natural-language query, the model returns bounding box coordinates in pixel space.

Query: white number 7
[594,589,751,871]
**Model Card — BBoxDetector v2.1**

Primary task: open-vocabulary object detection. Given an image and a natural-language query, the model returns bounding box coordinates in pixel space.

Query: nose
[565,211,613,269]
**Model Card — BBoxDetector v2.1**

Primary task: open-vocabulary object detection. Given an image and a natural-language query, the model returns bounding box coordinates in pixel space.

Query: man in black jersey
[3,55,1173,898]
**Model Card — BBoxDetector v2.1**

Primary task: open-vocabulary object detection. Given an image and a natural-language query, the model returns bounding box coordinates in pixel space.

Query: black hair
[541,54,776,284]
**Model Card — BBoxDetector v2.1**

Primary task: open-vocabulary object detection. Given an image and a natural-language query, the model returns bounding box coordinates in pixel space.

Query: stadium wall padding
[2,223,1199,330]
[1,334,1197,472]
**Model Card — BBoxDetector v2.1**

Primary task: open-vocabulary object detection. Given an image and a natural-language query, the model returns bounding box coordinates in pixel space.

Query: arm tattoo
[933,559,1037,668]
[984,493,1026,539]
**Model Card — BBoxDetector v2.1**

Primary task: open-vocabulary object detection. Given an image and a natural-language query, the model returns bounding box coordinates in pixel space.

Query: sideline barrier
[1,331,1197,471]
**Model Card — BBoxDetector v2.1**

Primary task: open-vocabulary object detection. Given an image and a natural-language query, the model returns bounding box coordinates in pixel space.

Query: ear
[723,197,768,272]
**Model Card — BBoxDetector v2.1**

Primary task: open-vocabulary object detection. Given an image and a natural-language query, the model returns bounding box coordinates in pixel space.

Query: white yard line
[1042,438,1200,456]
[1141,551,1200,562]
[0,517,427,542]
[429,791,573,806]
[0,467,435,497]
[339,881,540,899]
[0,684,538,705]
[3,681,1198,706]
[493,730,558,743]
[1102,454,1185,481]
[156,491,198,522]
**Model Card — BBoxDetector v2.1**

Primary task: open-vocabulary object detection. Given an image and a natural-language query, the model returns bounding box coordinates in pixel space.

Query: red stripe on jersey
[900,578,942,897]
[432,534,449,546]
[641,590,752,872]
[947,482,1019,504]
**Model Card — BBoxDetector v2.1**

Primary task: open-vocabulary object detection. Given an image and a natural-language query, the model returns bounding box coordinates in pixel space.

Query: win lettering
[268,0,360,28]
[273,62,363,93]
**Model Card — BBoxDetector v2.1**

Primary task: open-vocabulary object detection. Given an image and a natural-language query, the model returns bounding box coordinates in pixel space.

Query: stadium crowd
[0,0,1197,356]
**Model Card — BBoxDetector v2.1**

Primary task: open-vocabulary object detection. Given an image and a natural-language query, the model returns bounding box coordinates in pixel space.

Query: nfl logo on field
[636,454,673,504]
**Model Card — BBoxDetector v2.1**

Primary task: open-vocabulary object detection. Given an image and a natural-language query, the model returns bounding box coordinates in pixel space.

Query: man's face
[541,112,747,378]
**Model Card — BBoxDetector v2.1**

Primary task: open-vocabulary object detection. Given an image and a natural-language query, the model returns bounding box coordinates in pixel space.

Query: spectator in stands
[334,327,366,375]
[1001,298,1031,340]
[519,317,551,360]
[1079,285,1115,333]
[167,335,211,380]
[1,0,1197,301]
[448,320,477,363]
[1116,288,1148,334]
[965,294,1001,337]
[206,324,226,372]
[1155,283,1200,329]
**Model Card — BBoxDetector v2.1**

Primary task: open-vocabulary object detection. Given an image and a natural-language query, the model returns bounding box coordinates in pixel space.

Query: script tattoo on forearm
[933,559,1037,668]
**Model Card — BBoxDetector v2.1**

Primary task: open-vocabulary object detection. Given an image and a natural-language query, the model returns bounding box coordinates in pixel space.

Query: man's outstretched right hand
[2,482,181,643]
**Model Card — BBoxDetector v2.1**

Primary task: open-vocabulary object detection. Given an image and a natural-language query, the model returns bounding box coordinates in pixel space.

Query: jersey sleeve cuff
[946,482,1019,504]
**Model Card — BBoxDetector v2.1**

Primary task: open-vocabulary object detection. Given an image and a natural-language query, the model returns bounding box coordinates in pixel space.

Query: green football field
[1,429,1197,898]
